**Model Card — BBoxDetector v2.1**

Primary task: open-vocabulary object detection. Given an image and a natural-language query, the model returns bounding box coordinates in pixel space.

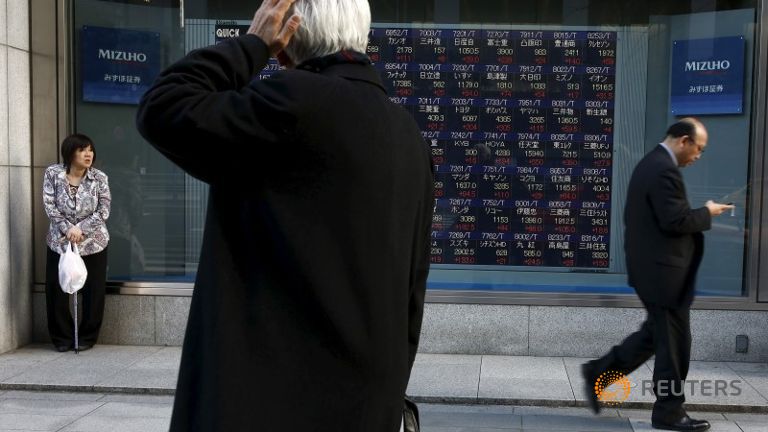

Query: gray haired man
[137,0,433,430]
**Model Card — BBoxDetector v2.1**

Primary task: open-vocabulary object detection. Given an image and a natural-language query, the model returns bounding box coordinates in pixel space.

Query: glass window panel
[72,0,756,297]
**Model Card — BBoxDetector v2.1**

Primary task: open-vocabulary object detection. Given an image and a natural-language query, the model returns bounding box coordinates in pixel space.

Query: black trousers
[45,246,108,348]
[589,302,691,422]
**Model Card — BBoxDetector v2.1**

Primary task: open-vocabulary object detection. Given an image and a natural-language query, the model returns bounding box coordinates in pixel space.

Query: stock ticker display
[367,27,616,268]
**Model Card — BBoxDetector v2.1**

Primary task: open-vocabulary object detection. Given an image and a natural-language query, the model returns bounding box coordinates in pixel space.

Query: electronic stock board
[368,27,616,268]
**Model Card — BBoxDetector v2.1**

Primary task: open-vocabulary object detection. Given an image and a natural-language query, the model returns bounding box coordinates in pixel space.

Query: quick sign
[80,26,160,105]
[214,24,250,43]
[670,36,745,115]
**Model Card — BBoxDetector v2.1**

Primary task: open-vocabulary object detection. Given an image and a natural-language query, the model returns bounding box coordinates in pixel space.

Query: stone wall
[0,0,32,354]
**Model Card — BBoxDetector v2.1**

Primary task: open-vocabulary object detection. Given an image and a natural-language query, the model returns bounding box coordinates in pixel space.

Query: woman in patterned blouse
[43,133,111,352]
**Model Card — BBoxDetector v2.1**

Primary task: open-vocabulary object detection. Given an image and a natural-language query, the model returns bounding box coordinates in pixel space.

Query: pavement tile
[726,362,768,400]
[483,356,569,381]
[0,346,69,382]
[0,347,163,390]
[521,414,633,431]
[0,391,105,401]
[3,365,122,387]
[414,353,480,365]
[24,346,163,369]
[736,422,768,432]
[94,368,177,390]
[422,411,521,428]
[121,347,181,370]
[745,378,768,401]
[408,355,481,399]
[563,357,655,404]
[725,362,768,375]
[0,363,32,381]
[59,416,170,432]
[688,362,747,380]
[422,428,518,432]
[722,412,768,422]
[479,377,574,401]
[629,418,741,432]
[0,399,104,416]
[0,345,65,363]
[514,406,620,418]
[479,356,573,401]
[561,357,594,401]
[619,408,726,421]
[618,368,656,404]
[420,404,516,415]
[0,413,78,431]
[98,394,175,404]
[86,402,172,418]
[683,411,731,421]
[683,363,768,406]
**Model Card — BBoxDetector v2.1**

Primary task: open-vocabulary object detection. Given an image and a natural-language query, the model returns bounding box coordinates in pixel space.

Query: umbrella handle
[73,293,79,354]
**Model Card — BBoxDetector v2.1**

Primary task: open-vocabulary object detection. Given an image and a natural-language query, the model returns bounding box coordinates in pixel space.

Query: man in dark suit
[136,0,433,430]
[582,118,733,431]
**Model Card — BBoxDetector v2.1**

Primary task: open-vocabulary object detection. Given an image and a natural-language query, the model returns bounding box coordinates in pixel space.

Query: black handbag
[403,397,420,432]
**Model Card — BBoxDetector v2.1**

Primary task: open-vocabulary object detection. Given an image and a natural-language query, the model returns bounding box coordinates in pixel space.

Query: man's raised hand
[248,0,302,57]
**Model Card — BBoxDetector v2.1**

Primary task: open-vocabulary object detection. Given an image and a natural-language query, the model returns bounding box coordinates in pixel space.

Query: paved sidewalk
[0,394,765,432]
[0,344,766,414]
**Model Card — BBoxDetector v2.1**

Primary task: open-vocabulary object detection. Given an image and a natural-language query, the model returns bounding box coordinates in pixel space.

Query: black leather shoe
[652,416,711,431]
[75,344,93,352]
[54,345,71,352]
[581,362,601,414]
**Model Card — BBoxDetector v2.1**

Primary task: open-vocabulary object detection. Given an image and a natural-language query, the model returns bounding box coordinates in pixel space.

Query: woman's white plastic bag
[59,242,88,294]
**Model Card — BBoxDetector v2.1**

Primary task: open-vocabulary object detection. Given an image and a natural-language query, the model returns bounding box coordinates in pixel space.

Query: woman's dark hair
[61,133,95,172]
[665,119,699,140]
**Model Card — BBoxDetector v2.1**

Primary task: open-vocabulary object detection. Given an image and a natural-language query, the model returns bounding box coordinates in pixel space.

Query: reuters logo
[594,370,631,405]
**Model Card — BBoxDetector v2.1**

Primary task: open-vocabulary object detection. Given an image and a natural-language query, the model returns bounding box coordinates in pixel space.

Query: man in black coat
[582,118,732,431]
[136,0,433,430]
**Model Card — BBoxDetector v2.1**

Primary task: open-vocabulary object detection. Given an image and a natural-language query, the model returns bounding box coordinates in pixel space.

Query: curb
[0,383,174,396]
[408,396,768,414]
[2,383,766,414]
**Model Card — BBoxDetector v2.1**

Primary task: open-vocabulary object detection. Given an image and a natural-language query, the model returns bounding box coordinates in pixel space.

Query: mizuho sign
[684,60,731,72]
[670,36,745,115]
[81,26,160,105]
[97,49,148,63]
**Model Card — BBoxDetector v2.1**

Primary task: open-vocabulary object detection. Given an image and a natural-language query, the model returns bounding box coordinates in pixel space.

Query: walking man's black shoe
[581,363,601,414]
[651,416,711,431]
[54,345,70,352]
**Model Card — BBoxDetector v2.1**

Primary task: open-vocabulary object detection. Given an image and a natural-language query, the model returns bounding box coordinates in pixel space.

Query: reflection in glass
[71,0,755,297]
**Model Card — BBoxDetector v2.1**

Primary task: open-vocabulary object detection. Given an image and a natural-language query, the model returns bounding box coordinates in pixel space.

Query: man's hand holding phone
[705,200,735,216]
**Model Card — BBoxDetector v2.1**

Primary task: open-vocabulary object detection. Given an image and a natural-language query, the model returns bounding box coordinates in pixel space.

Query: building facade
[0,0,32,354]
[1,0,767,361]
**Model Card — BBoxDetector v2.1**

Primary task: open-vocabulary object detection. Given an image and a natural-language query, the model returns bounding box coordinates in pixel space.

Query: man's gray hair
[283,0,371,65]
